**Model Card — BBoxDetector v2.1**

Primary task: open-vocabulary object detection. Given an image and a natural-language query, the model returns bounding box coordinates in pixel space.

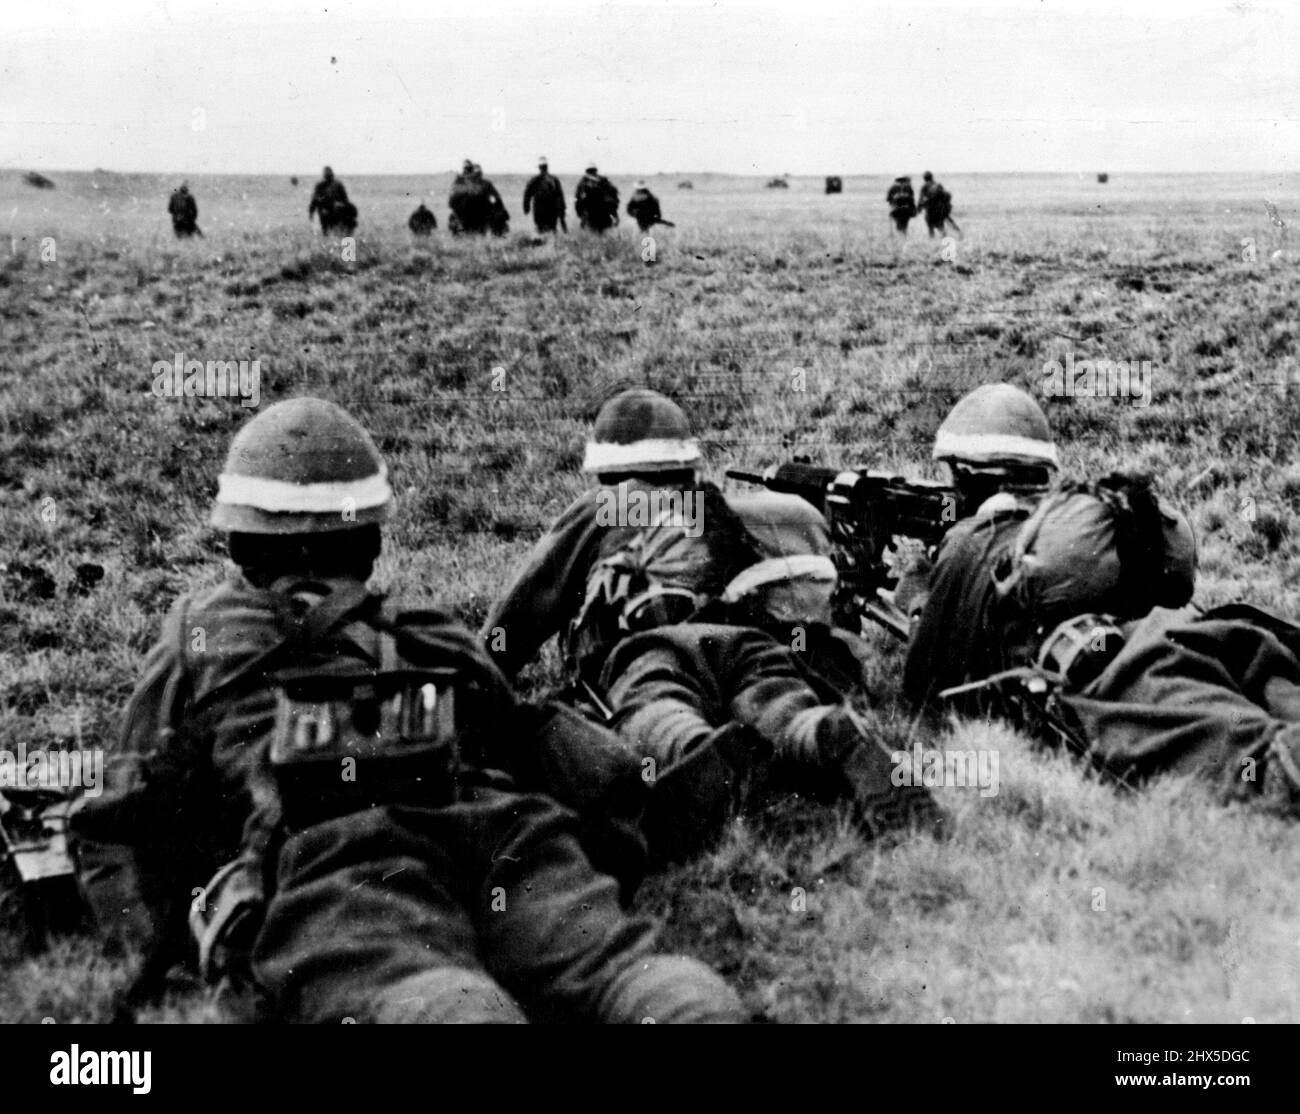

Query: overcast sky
[2,0,1297,176]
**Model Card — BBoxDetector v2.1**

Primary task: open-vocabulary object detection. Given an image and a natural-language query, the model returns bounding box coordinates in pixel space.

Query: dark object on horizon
[290,176,299,186]
[825,176,842,195]
[574,166,620,233]
[167,183,202,238]
[309,166,358,235]
[765,177,789,189]
[23,171,55,190]
[627,182,673,232]
[678,180,694,190]
[886,175,917,234]
[523,158,567,233]
[449,160,510,236]
[1098,173,1110,184]
[408,203,437,237]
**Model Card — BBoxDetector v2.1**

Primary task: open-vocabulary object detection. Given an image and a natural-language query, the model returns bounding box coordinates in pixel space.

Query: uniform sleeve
[481,490,602,678]
[71,601,205,955]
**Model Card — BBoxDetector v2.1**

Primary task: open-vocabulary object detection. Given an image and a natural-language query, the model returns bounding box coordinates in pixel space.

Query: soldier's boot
[594,953,747,1024]
[779,704,946,842]
[643,721,773,864]
[369,968,527,1024]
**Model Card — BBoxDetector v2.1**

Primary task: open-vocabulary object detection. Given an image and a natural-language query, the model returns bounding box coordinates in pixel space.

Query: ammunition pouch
[268,666,464,827]
[1035,613,1126,692]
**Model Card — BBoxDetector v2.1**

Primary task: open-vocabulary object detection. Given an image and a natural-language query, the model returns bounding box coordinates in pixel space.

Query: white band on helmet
[215,464,393,513]
[582,438,701,472]
[721,555,838,602]
[932,431,1059,467]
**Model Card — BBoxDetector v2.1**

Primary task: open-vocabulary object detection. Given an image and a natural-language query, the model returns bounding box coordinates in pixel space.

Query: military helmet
[585,165,598,174]
[923,171,934,182]
[582,388,700,473]
[211,398,393,534]
[933,383,1059,469]
[323,166,334,180]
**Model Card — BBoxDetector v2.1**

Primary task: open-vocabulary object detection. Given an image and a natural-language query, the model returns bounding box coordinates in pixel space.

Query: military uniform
[72,399,742,1024]
[309,168,356,234]
[886,177,916,233]
[904,384,1300,812]
[575,168,619,233]
[917,173,952,237]
[449,163,509,236]
[167,185,200,238]
[523,162,566,233]
[626,185,663,232]
[408,203,437,236]
[484,392,939,858]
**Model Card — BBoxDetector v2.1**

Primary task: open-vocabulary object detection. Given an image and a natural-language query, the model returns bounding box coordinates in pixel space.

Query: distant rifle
[726,461,960,638]
[652,218,676,229]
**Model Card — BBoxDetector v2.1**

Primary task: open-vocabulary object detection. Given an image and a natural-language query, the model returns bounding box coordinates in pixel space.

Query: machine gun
[726,461,960,638]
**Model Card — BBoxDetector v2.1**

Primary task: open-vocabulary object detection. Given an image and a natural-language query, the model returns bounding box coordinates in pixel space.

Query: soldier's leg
[1066,613,1300,804]
[603,633,770,859]
[471,789,744,1023]
[688,624,942,835]
[253,806,525,1023]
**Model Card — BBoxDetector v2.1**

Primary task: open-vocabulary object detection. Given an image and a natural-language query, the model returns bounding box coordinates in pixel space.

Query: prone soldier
[70,398,746,1023]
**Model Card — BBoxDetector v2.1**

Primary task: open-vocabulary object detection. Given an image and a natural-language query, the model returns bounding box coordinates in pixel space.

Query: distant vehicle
[825,176,842,195]
[23,172,55,190]
[766,177,789,189]
[678,180,694,190]
[1097,173,1110,184]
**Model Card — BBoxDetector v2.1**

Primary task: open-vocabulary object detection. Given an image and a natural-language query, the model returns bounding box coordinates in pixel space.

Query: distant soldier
[886,176,916,234]
[308,166,357,235]
[824,176,843,195]
[917,171,958,237]
[408,203,437,237]
[523,156,567,233]
[626,181,673,232]
[167,183,201,238]
[449,160,509,236]
[575,165,620,233]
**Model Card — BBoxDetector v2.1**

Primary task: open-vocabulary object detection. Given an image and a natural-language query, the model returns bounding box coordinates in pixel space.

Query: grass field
[2,167,1300,1023]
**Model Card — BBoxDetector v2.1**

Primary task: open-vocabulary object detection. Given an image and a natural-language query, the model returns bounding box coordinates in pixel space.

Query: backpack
[993,474,1196,624]
[567,483,756,681]
[929,186,952,221]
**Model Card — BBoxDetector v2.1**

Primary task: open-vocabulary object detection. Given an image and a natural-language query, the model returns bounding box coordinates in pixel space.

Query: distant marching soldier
[574,165,620,233]
[523,156,567,233]
[167,183,201,238]
[308,166,357,235]
[917,171,958,237]
[885,176,916,234]
[408,202,437,237]
[626,181,674,233]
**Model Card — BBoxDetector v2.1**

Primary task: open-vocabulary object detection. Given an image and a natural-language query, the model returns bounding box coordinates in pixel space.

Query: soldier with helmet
[902,383,1300,814]
[523,156,567,233]
[70,397,745,1023]
[482,388,941,861]
[886,176,917,234]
